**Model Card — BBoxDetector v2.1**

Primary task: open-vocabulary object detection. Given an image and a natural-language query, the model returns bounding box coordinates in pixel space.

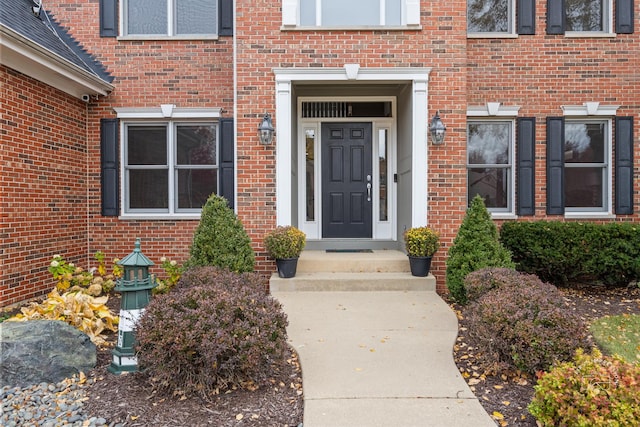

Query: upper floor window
[467,0,513,34]
[283,0,420,28]
[124,122,218,214]
[122,0,218,37]
[566,0,609,32]
[546,0,633,36]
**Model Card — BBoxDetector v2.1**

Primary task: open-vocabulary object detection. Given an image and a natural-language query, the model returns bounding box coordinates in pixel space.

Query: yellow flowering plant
[404,226,440,257]
[264,226,306,259]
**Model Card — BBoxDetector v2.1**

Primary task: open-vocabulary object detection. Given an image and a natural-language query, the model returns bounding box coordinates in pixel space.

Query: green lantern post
[108,238,156,374]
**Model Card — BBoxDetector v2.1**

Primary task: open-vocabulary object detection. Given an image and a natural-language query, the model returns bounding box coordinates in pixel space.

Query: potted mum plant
[264,225,306,278]
[404,226,440,277]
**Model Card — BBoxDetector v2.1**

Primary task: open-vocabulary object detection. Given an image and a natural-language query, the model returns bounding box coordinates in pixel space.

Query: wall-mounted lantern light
[258,113,275,145]
[429,111,446,145]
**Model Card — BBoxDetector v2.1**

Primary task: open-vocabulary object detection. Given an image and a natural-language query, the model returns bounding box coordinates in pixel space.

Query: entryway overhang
[273,65,431,230]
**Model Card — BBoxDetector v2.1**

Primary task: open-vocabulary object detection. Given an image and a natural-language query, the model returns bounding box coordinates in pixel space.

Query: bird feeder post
[108,238,156,374]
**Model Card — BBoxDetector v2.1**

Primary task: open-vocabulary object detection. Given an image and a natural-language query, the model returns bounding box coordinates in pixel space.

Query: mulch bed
[452,284,640,426]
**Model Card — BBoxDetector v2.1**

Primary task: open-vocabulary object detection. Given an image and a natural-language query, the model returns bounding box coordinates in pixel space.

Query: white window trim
[115,107,222,220]
[561,102,620,117]
[467,102,520,117]
[565,0,614,37]
[467,0,517,38]
[282,0,421,29]
[119,0,220,40]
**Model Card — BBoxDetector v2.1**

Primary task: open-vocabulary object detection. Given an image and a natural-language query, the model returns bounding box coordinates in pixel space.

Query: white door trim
[274,66,431,228]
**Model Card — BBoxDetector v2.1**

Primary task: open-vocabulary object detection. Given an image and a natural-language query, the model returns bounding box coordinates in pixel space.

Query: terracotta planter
[408,255,432,277]
[276,258,299,278]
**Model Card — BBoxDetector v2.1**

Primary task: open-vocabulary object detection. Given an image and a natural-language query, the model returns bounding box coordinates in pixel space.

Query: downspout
[232,0,238,212]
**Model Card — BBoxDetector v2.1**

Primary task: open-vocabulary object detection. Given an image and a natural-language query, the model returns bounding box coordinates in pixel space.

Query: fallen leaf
[236,414,244,420]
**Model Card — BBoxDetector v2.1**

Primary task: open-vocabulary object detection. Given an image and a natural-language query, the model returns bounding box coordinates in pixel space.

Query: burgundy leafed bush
[465,269,590,374]
[135,267,288,396]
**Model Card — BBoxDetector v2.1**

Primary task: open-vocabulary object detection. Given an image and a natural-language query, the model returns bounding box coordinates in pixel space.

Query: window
[467,0,512,33]
[566,0,609,32]
[284,0,420,27]
[467,121,514,212]
[122,0,218,36]
[564,120,609,211]
[124,122,218,213]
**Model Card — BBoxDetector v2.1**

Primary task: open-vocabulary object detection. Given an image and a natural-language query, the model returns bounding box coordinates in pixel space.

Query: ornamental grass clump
[264,226,306,259]
[404,226,440,257]
[529,348,640,426]
[135,267,288,396]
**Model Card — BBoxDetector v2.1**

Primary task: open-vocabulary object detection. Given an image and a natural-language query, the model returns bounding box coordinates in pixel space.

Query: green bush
[529,348,640,426]
[500,221,640,286]
[446,195,515,303]
[466,271,589,374]
[135,267,288,396]
[186,194,255,272]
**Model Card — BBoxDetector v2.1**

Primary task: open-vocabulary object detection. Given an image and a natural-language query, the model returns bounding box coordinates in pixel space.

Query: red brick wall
[1,66,89,306]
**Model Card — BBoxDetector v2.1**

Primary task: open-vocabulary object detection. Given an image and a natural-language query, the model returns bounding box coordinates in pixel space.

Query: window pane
[177,169,217,209]
[467,0,509,32]
[129,170,168,208]
[467,122,510,165]
[566,0,603,31]
[468,168,509,208]
[322,0,381,26]
[378,129,388,221]
[176,0,217,34]
[300,0,316,25]
[127,126,167,165]
[565,167,604,208]
[177,125,217,165]
[127,0,168,35]
[564,123,605,163]
[305,130,315,221]
[385,0,401,25]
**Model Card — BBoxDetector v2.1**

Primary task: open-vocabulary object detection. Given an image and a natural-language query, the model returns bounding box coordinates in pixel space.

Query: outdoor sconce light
[258,113,275,145]
[429,111,446,145]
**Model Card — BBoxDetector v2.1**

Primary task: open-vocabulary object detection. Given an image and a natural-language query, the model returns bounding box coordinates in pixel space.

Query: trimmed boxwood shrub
[446,195,515,303]
[466,270,589,374]
[135,267,288,396]
[186,194,255,272]
[529,348,640,426]
[500,221,640,286]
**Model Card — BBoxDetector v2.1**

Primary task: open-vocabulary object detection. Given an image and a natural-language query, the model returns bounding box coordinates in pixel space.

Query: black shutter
[219,118,235,209]
[99,0,118,37]
[546,117,565,215]
[517,118,536,215]
[517,0,536,35]
[100,119,119,216]
[219,0,233,36]
[546,0,565,34]
[615,117,634,214]
[616,0,634,34]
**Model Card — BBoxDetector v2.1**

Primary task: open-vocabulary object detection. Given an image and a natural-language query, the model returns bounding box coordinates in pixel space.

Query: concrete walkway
[272,290,496,427]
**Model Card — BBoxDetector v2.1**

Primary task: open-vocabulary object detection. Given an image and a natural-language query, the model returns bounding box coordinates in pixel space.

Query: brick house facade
[1,0,637,307]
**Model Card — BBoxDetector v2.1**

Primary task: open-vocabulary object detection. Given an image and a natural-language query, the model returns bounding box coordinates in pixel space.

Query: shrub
[186,194,255,272]
[463,267,535,303]
[529,348,640,426]
[404,226,440,257]
[152,257,184,295]
[466,272,589,374]
[135,267,288,396]
[264,225,306,259]
[48,252,121,295]
[446,195,515,303]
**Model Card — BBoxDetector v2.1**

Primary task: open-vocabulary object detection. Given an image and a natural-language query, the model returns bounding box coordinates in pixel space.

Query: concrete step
[296,250,410,273]
[269,271,436,292]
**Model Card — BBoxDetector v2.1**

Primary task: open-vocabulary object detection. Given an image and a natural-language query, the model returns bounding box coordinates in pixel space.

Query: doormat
[326,249,373,253]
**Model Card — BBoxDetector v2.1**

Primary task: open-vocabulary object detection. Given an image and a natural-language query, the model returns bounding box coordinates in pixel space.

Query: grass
[590,314,640,364]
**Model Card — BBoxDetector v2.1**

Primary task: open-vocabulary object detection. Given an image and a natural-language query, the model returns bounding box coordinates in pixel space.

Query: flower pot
[276,258,299,278]
[408,255,432,277]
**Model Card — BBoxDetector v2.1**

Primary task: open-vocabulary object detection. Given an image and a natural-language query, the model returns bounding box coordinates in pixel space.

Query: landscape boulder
[0,320,96,388]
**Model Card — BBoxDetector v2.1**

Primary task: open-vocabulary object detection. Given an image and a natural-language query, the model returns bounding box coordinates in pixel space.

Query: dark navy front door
[321,122,372,238]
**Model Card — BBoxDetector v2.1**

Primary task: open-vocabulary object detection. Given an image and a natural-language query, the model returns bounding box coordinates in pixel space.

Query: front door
[321,122,372,238]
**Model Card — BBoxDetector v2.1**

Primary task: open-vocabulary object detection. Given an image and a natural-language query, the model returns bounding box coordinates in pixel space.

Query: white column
[275,79,292,226]
[412,78,428,227]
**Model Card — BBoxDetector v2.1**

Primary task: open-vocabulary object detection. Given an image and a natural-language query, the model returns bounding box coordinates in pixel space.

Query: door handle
[367,183,372,202]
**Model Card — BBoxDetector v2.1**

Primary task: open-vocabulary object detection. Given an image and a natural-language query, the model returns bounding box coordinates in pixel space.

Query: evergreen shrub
[135,267,288,396]
[446,195,515,303]
[186,194,255,272]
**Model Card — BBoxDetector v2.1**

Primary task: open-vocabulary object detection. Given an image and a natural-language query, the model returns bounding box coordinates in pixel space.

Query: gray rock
[0,320,96,388]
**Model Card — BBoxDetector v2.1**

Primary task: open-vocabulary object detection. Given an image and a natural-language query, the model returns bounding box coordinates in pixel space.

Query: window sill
[564,32,616,38]
[117,35,220,41]
[490,213,517,220]
[280,25,422,32]
[467,33,518,39]
[564,212,615,219]
[120,214,202,221]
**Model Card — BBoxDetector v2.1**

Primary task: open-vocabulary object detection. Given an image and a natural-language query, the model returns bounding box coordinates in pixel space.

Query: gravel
[1,375,122,427]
